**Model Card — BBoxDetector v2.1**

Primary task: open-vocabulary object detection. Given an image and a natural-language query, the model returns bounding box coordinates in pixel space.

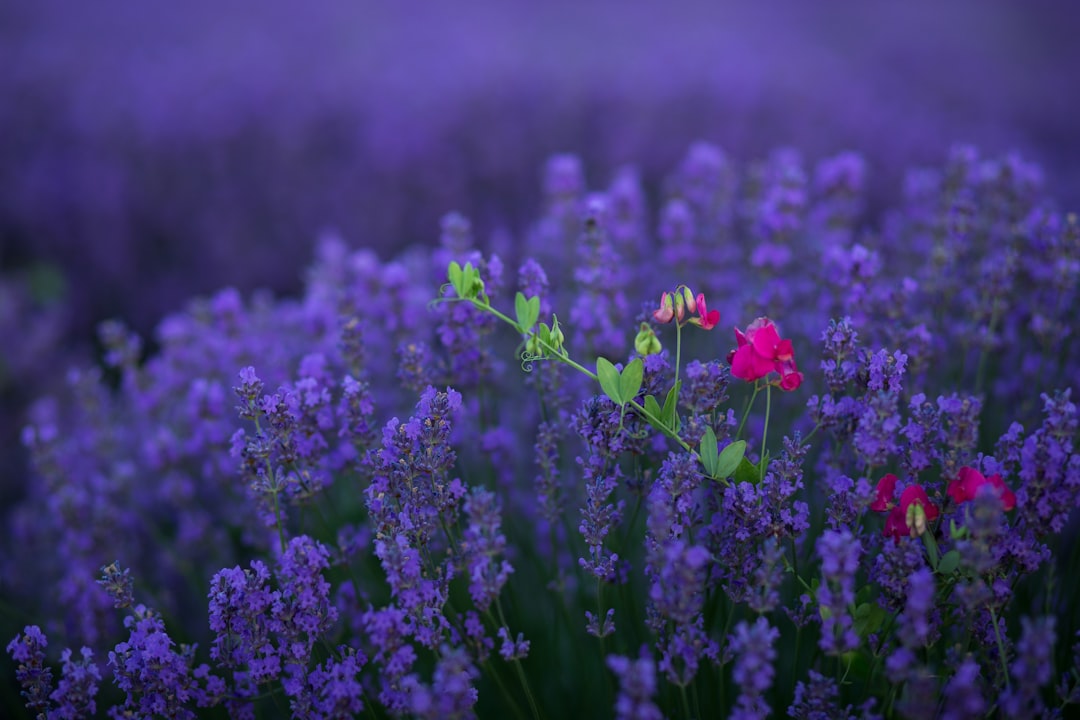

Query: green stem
[495,599,544,720]
[674,321,683,395]
[735,384,760,439]
[760,383,772,482]
[989,605,1012,692]
[471,296,698,454]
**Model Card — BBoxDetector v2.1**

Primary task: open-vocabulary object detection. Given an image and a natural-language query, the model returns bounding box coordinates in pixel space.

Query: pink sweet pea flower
[653,291,676,324]
[947,466,1016,511]
[655,286,719,330]
[883,484,939,541]
[687,293,720,330]
[870,473,898,512]
[728,317,804,390]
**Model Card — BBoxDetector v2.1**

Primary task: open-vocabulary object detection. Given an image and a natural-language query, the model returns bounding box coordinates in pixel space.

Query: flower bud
[653,292,675,324]
[906,502,929,538]
[680,286,698,315]
[634,323,662,356]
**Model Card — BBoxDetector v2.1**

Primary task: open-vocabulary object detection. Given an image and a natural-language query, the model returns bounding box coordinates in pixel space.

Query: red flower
[947,466,1016,511]
[870,473,898,512]
[878,483,939,541]
[728,317,804,391]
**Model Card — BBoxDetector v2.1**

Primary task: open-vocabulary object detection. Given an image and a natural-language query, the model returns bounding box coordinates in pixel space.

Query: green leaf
[514,292,539,333]
[661,381,682,433]
[699,426,719,477]
[937,550,961,576]
[526,296,540,331]
[643,395,665,431]
[537,323,552,347]
[620,359,644,404]
[853,602,888,639]
[462,262,484,299]
[714,440,746,480]
[596,357,623,405]
[734,456,760,485]
[922,530,940,570]
[448,262,464,297]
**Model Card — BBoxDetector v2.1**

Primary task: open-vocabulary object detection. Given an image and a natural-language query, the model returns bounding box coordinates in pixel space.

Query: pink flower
[872,480,940,541]
[652,291,676,324]
[687,293,720,330]
[947,466,1016,511]
[728,317,804,390]
[870,474,898,512]
[654,286,719,330]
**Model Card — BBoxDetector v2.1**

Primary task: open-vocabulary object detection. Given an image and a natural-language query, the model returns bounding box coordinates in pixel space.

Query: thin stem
[674,321,683,394]
[495,599,544,720]
[735,384,760,439]
[679,684,692,720]
[989,605,1012,691]
[760,383,772,482]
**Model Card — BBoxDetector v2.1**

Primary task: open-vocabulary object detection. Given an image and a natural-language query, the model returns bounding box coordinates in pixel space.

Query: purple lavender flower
[789,669,859,720]
[306,649,367,720]
[108,604,217,719]
[816,529,862,655]
[496,627,530,662]
[462,487,513,612]
[728,617,780,720]
[7,626,54,716]
[941,657,986,720]
[607,647,664,720]
[1001,615,1056,718]
[1016,390,1079,534]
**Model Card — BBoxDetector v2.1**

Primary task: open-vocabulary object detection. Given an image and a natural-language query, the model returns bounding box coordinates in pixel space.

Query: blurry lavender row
[3,0,1080,342]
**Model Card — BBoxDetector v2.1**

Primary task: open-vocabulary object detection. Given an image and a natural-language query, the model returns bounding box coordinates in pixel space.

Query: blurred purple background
[3,1,1078,336]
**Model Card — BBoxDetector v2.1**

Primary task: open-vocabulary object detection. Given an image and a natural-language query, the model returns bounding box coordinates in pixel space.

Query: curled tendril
[520,352,544,373]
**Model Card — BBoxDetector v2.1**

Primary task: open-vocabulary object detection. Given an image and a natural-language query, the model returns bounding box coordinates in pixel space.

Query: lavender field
[3,2,1080,718]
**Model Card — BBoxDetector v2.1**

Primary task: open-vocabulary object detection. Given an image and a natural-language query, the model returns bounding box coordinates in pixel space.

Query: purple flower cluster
[5,136,1080,719]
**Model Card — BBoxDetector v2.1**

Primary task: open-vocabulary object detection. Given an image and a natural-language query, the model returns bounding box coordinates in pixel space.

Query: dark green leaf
[734,456,761,485]
[937,550,961,576]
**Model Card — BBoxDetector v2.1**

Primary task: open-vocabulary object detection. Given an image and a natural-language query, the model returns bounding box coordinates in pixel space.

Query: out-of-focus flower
[728,317,803,390]
[948,466,1016,511]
